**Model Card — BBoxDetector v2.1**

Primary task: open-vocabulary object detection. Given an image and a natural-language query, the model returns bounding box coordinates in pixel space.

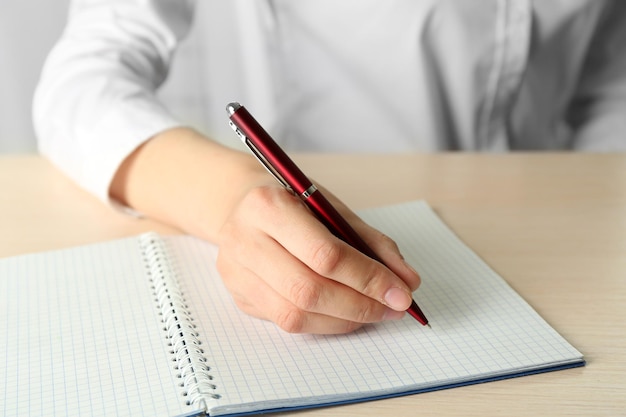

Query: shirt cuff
[76,95,183,205]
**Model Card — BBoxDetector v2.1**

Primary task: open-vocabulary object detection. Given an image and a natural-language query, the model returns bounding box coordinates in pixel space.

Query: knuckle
[245,185,298,218]
[357,263,389,299]
[234,187,276,225]
[230,291,266,320]
[378,232,399,252]
[352,302,378,324]
[232,296,254,315]
[288,278,323,311]
[275,306,307,334]
[245,184,277,206]
[342,321,364,334]
[308,239,343,276]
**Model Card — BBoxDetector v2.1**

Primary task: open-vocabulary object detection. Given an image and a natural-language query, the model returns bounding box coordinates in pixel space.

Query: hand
[109,128,420,334]
[216,182,421,334]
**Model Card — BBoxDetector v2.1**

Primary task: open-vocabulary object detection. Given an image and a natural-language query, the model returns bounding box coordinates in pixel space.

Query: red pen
[226,102,429,327]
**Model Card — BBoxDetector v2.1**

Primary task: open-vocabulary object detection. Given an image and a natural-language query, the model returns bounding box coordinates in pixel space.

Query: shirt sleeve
[567,1,626,151]
[33,0,197,203]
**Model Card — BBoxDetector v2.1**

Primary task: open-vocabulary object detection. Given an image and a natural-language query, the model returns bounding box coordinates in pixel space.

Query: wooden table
[1,153,625,416]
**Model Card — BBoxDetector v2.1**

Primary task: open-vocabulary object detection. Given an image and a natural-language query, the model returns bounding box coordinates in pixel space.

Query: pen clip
[229,121,294,193]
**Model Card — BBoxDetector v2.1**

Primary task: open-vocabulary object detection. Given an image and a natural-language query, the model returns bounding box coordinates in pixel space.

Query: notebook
[0,200,584,417]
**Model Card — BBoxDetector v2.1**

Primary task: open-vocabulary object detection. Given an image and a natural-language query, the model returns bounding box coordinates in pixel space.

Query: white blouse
[34,0,626,202]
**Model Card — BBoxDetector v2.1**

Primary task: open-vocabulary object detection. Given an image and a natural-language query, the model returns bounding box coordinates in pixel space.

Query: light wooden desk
[1,154,625,416]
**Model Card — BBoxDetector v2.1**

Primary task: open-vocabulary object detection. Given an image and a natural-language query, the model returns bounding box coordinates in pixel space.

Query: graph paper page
[1,201,583,417]
[0,238,195,417]
[165,200,583,416]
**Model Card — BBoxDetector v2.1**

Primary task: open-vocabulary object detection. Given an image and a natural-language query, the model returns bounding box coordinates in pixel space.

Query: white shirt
[34,0,626,202]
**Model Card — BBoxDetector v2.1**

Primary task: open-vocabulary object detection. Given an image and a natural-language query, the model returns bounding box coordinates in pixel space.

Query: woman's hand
[216,182,421,334]
[110,127,420,334]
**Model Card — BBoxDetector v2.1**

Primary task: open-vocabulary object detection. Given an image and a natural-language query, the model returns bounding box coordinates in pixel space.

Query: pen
[226,102,429,327]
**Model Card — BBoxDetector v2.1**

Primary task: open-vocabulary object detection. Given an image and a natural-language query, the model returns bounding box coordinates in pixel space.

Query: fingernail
[383,287,411,311]
[383,308,406,321]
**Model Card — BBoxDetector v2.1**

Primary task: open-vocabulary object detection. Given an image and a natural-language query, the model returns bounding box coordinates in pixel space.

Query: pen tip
[426,323,432,329]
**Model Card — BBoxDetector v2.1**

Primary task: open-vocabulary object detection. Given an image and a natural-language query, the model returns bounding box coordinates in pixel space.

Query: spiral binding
[140,233,221,411]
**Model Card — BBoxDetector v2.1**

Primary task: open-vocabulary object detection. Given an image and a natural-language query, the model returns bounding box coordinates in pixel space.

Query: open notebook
[0,200,583,416]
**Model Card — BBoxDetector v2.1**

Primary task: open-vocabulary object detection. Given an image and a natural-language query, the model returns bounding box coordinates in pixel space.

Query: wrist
[109,127,270,242]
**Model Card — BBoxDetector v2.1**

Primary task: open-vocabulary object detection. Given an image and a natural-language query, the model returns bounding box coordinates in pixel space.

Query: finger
[217,255,370,334]
[323,193,422,291]
[263,199,415,312]
[221,227,405,324]
[350,222,422,291]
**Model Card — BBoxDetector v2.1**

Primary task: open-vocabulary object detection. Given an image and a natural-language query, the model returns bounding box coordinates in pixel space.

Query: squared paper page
[163,200,583,416]
[0,237,196,417]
